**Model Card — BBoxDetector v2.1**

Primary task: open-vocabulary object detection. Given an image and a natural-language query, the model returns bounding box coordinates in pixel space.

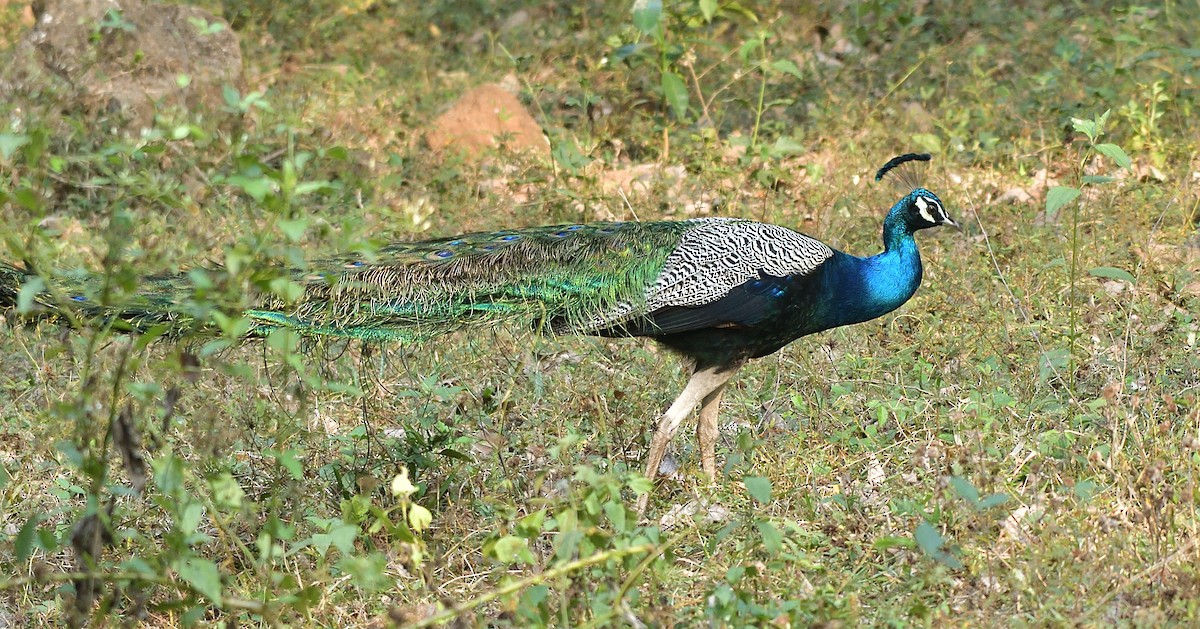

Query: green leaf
[1071,116,1100,142]
[743,476,772,503]
[1045,186,1081,215]
[269,449,304,480]
[179,502,205,535]
[517,509,547,536]
[603,500,627,532]
[1089,266,1136,284]
[294,180,333,196]
[1073,479,1100,501]
[491,535,533,564]
[979,493,1010,509]
[611,43,647,64]
[631,0,663,34]
[223,84,242,108]
[408,504,433,532]
[949,476,980,505]
[15,515,43,562]
[722,1,759,21]
[1094,143,1132,169]
[725,565,746,583]
[337,553,390,592]
[16,276,45,314]
[211,312,253,338]
[915,522,962,569]
[699,0,718,21]
[153,455,185,497]
[910,133,942,154]
[769,136,805,158]
[227,175,275,202]
[770,58,803,80]
[1082,175,1115,185]
[873,535,915,551]
[21,128,46,166]
[1038,348,1071,383]
[13,187,42,211]
[550,137,592,174]
[627,474,653,495]
[0,464,8,492]
[277,217,309,241]
[268,277,305,304]
[737,37,762,64]
[914,521,943,554]
[208,473,245,511]
[756,520,783,555]
[0,133,29,160]
[176,557,224,605]
[661,71,689,120]
[312,523,358,556]
[133,323,173,351]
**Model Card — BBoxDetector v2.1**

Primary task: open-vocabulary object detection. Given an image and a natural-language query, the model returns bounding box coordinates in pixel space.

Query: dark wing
[623,273,794,335]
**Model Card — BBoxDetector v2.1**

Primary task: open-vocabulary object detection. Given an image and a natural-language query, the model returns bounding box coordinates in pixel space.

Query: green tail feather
[0,261,207,334]
[2,221,692,342]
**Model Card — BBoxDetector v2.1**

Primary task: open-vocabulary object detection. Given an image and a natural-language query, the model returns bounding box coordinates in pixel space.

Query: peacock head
[900,188,958,232]
[876,153,959,234]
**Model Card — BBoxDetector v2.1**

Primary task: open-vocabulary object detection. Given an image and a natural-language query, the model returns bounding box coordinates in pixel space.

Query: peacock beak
[942,215,962,232]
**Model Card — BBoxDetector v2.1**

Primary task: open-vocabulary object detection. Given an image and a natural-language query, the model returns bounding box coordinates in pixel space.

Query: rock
[598,163,686,196]
[426,83,548,160]
[2,0,242,129]
[997,186,1033,204]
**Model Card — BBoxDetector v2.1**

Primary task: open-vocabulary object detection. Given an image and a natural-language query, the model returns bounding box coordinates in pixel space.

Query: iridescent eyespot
[564,225,583,231]
[448,239,465,246]
[344,260,365,268]
[427,250,454,260]
[498,234,521,242]
[71,295,87,302]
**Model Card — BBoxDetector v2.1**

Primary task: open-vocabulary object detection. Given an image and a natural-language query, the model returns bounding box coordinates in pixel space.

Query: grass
[2,0,1200,626]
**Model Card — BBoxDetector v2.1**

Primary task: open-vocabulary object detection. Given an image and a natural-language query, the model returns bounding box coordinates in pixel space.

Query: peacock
[0,153,957,510]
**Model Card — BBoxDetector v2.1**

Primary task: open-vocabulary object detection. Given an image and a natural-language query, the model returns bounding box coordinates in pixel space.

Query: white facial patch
[915,196,936,224]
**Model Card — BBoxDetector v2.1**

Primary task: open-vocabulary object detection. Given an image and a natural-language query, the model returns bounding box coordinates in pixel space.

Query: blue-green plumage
[617,186,952,372]
[0,154,957,506]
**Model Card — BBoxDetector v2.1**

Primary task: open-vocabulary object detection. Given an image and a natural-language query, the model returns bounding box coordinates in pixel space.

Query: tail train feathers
[1,222,691,341]
[0,261,211,334]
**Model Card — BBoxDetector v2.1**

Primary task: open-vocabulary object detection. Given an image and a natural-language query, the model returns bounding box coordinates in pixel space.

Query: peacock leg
[696,385,728,480]
[637,364,738,514]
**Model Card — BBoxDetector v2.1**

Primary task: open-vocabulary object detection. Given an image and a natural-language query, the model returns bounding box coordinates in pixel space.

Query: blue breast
[816,239,923,329]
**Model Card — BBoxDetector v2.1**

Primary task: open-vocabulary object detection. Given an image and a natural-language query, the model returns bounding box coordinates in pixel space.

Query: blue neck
[824,209,923,327]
